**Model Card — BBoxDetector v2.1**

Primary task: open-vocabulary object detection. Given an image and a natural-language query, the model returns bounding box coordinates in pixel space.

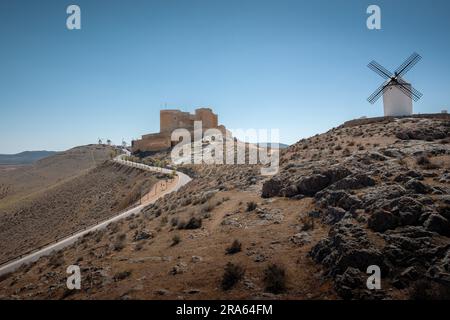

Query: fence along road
[0,154,192,276]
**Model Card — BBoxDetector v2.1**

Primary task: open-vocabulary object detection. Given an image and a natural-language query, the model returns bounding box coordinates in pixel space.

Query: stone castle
[132,108,225,153]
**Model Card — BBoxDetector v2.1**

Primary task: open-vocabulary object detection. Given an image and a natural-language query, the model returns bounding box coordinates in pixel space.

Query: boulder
[316,190,362,211]
[310,219,388,277]
[261,178,282,198]
[279,185,299,198]
[296,174,330,196]
[323,207,347,225]
[334,267,364,300]
[290,232,312,246]
[424,214,450,237]
[322,166,352,184]
[330,174,376,190]
[396,127,448,141]
[368,209,399,232]
[405,179,431,194]
[369,152,388,161]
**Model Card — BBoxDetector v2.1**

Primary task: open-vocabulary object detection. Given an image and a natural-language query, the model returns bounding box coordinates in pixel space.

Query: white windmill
[367,52,423,116]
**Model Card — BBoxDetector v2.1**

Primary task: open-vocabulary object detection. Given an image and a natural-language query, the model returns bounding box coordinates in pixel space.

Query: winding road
[0,154,191,276]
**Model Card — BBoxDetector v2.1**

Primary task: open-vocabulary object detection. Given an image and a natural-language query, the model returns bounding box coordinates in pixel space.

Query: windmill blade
[395,52,420,75]
[396,84,421,102]
[395,83,413,99]
[367,80,392,104]
[395,52,422,77]
[397,78,423,100]
[396,78,423,101]
[368,60,393,79]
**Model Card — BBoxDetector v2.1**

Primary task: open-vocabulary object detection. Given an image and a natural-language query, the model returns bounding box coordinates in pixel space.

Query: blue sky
[1,0,450,153]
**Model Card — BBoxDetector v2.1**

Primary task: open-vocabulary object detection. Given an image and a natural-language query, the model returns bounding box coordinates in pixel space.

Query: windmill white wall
[383,83,413,116]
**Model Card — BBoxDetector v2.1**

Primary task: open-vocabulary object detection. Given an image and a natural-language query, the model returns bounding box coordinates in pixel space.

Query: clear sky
[1,0,450,154]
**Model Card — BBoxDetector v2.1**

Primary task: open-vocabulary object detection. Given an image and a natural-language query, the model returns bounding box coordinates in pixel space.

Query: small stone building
[132,108,224,153]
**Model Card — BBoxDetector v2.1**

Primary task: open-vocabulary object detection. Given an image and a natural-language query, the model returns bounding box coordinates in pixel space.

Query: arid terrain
[0,115,449,300]
[0,145,115,207]
[0,146,163,265]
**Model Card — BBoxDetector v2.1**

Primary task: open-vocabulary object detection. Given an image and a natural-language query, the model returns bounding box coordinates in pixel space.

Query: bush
[226,239,242,255]
[113,233,126,251]
[416,154,438,169]
[342,148,351,156]
[171,234,181,246]
[300,216,315,231]
[178,217,202,230]
[416,155,431,166]
[160,216,168,225]
[263,264,287,294]
[221,263,245,290]
[113,271,131,282]
[49,253,64,268]
[246,201,257,212]
[171,217,179,227]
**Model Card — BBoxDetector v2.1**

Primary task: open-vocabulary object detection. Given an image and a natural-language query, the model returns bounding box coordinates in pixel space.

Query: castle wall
[132,133,171,153]
[132,107,223,154]
[160,110,195,133]
[195,108,218,128]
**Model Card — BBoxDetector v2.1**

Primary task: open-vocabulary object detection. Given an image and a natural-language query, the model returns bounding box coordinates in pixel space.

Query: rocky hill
[0,115,449,300]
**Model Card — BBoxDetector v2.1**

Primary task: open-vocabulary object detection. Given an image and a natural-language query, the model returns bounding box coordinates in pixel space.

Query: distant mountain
[0,151,57,165]
[257,142,290,149]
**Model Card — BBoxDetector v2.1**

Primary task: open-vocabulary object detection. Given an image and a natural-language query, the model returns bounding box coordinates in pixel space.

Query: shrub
[263,264,287,294]
[342,148,351,156]
[416,155,438,169]
[113,233,126,251]
[201,201,216,213]
[221,263,245,290]
[178,217,202,230]
[113,271,131,282]
[128,222,138,230]
[226,239,242,255]
[416,155,431,166]
[170,217,179,227]
[95,231,104,243]
[246,201,257,212]
[49,253,64,268]
[300,216,315,231]
[171,234,181,246]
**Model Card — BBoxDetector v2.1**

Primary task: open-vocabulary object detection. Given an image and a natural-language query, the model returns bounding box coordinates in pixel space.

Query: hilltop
[0,151,57,165]
[0,145,115,208]
[0,115,449,300]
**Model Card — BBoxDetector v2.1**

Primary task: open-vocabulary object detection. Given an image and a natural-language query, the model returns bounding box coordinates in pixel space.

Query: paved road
[0,155,191,276]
